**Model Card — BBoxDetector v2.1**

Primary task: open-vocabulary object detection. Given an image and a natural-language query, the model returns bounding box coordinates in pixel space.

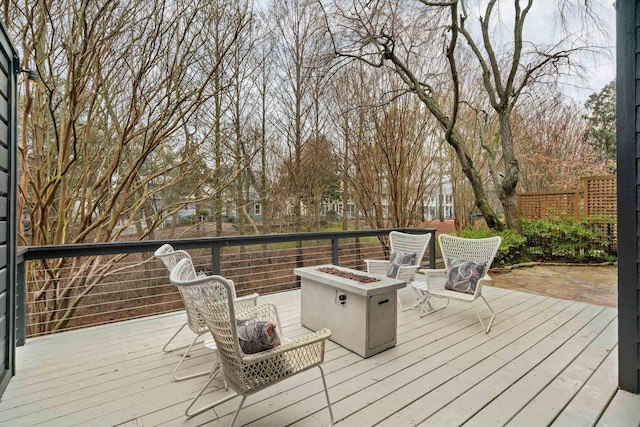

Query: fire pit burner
[317,267,380,283]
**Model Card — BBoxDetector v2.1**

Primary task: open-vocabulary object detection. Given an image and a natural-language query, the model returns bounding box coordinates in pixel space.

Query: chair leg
[418,294,449,318]
[476,295,495,334]
[401,301,419,312]
[398,293,421,312]
[318,366,334,426]
[399,283,423,312]
[173,334,210,381]
[230,395,247,427]
[162,322,189,353]
[185,362,233,418]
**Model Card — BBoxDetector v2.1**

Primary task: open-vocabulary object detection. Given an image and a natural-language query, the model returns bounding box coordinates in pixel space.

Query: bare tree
[246,11,278,233]
[323,0,607,231]
[514,94,609,191]
[327,69,357,230]
[9,0,251,334]
[271,0,332,231]
[330,63,441,229]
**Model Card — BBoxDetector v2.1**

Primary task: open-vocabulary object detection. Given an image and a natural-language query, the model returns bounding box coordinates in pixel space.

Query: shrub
[453,215,616,266]
[459,227,528,267]
[521,216,616,262]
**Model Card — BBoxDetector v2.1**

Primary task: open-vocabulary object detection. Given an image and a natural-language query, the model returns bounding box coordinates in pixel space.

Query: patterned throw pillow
[386,250,417,278]
[444,259,486,294]
[236,319,280,354]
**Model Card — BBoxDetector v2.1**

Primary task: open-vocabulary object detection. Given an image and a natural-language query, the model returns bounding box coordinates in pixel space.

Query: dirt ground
[489,264,618,308]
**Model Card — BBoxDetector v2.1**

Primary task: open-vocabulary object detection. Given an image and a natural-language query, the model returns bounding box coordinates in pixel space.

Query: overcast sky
[520,1,616,103]
[459,1,615,103]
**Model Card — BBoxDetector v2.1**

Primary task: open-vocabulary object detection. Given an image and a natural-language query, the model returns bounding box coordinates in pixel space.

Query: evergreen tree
[584,80,616,172]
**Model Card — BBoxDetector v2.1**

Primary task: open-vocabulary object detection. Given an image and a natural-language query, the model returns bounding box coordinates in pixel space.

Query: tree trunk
[396,61,503,230]
[448,127,503,230]
[342,118,349,231]
[214,67,223,236]
[497,111,521,232]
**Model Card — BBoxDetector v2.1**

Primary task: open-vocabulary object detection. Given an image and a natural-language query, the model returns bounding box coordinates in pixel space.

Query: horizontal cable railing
[17,228,436,339]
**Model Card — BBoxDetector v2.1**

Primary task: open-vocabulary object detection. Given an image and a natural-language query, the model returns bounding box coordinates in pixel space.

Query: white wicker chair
[154,244,258,381]
[413,234,501,333]
[170,258,334,425]
[154,244,194,354]
[365,231,432,310]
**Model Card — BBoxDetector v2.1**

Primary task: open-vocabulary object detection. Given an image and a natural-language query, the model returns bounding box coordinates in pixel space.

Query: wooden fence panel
[517,191,581,219]
[583,175,616,217]
[517,176,617,254]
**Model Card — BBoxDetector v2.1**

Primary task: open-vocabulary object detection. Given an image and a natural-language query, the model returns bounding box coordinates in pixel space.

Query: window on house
[254,202,261,216]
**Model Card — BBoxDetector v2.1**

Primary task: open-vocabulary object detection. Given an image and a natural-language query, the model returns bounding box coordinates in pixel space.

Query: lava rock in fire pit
[317,267,380,283]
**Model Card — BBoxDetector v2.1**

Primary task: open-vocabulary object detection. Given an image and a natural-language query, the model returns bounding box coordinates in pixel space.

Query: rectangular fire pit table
[294,265,406,358]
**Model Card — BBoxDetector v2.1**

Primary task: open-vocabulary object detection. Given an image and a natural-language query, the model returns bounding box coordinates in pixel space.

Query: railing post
[582,177,589,217]
[575,190,582,219]
[429,230,436,269]
[211,246,221,275]
[16,252,25,346]
[331,238,339,266]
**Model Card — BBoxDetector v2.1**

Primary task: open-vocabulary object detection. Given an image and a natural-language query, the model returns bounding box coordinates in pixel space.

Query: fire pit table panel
[294,265,405,358]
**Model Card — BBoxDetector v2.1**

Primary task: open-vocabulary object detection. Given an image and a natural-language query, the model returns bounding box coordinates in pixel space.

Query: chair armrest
[419,268,447,291]
[421,270,492,296]
[396,265,419,282]
[419,268,447,278]
[473,275,492,295]
[365,259,390,275]
[233,293,259,313]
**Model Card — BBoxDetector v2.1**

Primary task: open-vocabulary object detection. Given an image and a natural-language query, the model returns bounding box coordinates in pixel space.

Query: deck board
[465,312,618,426]
[424,305,614,426]
[552,346,619,427]
[0,287,638,426]
[596,389,640,427]
[361,298,576,427]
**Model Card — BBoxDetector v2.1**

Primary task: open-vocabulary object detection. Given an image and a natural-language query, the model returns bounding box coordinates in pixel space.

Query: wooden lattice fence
[583,175,617,217]
[517,191,581,219]
[517,175,616,219]
[517,175,617,255]
[583,175,617,253]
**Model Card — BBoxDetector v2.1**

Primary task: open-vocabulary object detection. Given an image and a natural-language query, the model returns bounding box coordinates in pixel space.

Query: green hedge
[521,216,616,263]
[458,215,616,266]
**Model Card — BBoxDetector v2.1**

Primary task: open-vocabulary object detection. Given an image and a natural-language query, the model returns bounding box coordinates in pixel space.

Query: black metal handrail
[16,228,436,343]
[22,228,437,272]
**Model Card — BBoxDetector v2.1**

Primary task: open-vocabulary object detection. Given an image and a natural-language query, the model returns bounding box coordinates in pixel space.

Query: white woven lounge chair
[170,258,334,425]
[154,244,258,381]
[154,244,193,353]
[365,231,432,311]
[412,234,501,333]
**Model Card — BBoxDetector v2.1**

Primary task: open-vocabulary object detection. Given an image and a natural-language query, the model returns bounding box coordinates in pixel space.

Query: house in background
[423,174,454,220]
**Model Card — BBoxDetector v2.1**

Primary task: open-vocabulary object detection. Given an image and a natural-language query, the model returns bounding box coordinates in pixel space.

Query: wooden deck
[2,286,640,426]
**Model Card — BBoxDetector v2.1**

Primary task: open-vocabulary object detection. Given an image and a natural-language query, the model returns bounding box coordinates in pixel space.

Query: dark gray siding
[617,0,640,393]
[0,20,15,397]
